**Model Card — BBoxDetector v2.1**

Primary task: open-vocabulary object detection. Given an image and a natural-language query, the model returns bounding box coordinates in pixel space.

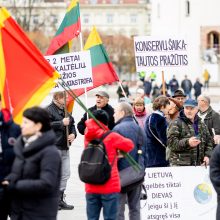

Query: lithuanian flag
[46,0,81,55]
[72,26,119,97]
[0,7,59,123]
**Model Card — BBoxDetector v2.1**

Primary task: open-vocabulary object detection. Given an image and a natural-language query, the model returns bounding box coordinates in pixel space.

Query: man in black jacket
[77,91,115,135]
[0,100,21,220]
[47,91,77,210]
[210,144,220,220]
[198,95,220,144]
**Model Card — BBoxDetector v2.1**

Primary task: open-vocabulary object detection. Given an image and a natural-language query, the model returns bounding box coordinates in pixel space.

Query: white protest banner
[142,166,217,220]
[134,36,189,72]
[45,51,93,92]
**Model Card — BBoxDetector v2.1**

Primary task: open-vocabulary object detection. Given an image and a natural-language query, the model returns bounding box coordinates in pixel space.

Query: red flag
[0,7,59,123]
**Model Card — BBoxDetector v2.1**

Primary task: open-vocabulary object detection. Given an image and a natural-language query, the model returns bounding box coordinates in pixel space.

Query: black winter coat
[77,104,115,135]
[7,130,61,220]
[210,145,220,220]
[202,106,220,137]
[47,102,77,150]
[193,81,203,97]
[0,109,20,182]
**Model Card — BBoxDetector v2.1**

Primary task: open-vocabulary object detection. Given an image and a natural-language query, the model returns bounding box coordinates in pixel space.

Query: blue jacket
[144,111,169,167]
[0,109,21,182]
[113,116,147,171]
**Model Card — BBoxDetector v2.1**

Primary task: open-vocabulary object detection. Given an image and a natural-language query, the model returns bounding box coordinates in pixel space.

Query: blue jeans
[86,193,119,220]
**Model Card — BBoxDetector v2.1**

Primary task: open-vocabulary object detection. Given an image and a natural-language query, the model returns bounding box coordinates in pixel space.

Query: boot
[58,191,74,210]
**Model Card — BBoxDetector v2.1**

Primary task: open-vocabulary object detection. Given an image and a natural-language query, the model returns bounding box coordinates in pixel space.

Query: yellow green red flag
[46,0,81,55]
[72,26,119,97]
[0,7,59,123]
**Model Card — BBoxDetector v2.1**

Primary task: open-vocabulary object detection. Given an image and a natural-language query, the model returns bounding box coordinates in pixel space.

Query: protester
[150,71,157,82]
[193,78,203,100]
[113,102,147,220]
[181,75,192,98]
[203,69,210,90]
[168,97,181,122]
[47,91,76,210]
[138,71,145,82]
[0,95,21,220]
[2,107,61,220]
[169,75,179,96]
[167,99,213,166]
[198,95,220,141]
[151,82,160,100]
[172,89,187,109]
[143,77,152,97]
[116,80,130,101]
[144,95,170,167]
[133,97,148,130]
[210,144,220,220]
[77,91,115,135]
[83,110,134,220]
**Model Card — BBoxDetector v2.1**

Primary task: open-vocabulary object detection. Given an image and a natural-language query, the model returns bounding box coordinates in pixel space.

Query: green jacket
[167,111,213,166]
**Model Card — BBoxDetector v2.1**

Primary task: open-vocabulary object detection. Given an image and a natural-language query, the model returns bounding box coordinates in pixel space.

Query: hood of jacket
[14,130,56,158]
[0,108,13,127]
[85,119,109,142]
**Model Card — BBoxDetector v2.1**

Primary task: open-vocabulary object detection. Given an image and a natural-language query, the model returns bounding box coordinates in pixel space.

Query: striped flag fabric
[46,0,81,55]
[72,26,119,97]
[0,7,59,123]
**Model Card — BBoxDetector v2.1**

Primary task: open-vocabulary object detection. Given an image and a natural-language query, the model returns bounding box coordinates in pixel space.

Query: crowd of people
[117,72,210,103]
[0,71,220,220]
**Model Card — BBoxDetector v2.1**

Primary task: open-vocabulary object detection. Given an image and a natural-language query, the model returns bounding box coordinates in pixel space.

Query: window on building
[83,14,90,24]
[147,13,151,23]
[186,0,190,16]
[130,14,137,23]
[107,14,114,24]
[207,31,219,50]
[51,15,58,25]
[111,0,119,3]
[33,15,39,25]
[89,0,97,4]
[157,3,160,18]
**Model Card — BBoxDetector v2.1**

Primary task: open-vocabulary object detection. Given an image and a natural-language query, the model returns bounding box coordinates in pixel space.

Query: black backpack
[78,131,115,184]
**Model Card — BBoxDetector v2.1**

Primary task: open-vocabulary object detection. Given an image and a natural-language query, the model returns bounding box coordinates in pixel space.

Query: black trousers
[0,187,10,220]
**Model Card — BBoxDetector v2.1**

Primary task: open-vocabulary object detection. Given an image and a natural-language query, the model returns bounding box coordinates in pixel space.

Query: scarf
[23,132,42,148]
[198,110,208,122]
[133,108,146,117]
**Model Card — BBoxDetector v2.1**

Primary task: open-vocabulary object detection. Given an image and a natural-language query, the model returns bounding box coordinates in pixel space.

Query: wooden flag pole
[162,71,166,96]
[64,91,69,148]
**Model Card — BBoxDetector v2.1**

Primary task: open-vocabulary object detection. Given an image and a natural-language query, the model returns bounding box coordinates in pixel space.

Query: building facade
[1,0,151,38]
[151,0,220,85]
[80,0,151,37]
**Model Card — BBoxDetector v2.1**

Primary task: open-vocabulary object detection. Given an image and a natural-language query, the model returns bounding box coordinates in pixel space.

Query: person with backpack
[82,110,134,220]
[113,102,147,220]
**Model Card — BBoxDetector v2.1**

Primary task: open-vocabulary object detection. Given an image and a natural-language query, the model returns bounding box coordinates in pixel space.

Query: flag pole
[162,71,166,95]
[79,32,89,118]
[64,91,69,148]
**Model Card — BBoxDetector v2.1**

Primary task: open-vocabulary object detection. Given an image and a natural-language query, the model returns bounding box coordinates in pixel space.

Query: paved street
[56,85,220,220]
